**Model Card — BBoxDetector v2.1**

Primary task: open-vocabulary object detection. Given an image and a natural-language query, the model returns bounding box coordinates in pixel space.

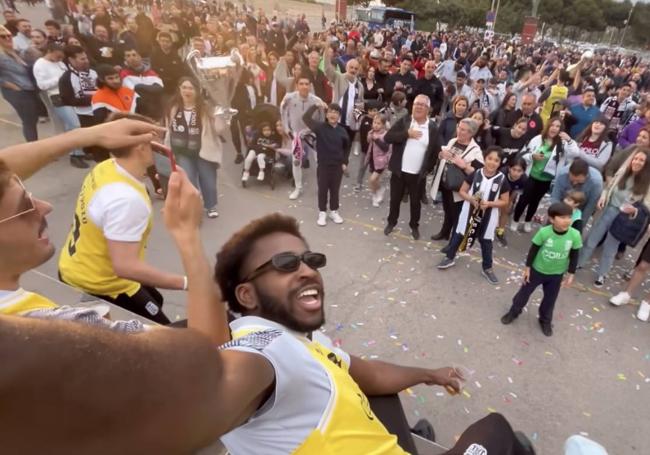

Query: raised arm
[0,119,165,180]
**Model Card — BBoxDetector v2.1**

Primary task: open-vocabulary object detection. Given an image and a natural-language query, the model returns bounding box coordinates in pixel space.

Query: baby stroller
[242,103,289,190]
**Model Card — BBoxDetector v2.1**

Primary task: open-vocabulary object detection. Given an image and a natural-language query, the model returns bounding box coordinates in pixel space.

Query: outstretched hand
[423,367,463,395]
[163,168,203,241]
[85,118,166,150]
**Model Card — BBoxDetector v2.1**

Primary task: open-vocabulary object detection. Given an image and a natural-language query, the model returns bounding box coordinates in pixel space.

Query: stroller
[242,103,291,190]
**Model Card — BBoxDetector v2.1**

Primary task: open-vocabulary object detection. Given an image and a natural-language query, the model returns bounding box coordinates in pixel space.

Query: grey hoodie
[280,91,324,135]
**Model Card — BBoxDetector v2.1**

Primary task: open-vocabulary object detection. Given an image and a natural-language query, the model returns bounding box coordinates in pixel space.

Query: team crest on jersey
[463,443,487,455]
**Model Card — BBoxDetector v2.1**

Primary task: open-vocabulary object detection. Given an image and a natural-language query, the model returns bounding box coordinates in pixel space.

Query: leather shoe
[384,223,395,236]
[411,227,420,240]
[430,232,449,241]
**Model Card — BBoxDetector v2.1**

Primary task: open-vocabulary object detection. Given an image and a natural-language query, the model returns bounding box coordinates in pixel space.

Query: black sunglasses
[241,251,326,283]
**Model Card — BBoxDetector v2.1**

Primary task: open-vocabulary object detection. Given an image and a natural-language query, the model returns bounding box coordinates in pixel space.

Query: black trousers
[509,268,562,325]
[93,284,171,325]
[438,188,464,238]
[317,164,344,211]
[230,114,245,156]
[513,177,551,222]
[387,172,424,229]
[445,412,531,455]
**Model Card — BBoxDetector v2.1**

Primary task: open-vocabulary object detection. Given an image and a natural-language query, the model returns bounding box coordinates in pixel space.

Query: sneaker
[207,208,219,218]
[328,210,344,224]
[317,211,327,226]
[509,220,520,232]
[411,227,420,240]
[376,186,386,204]
[70,155,89,169]
[234,154,244,164]
[495,228,508,246]
[523,222,532,233]
[500,311,517,325]
[637,300,650,322]
[594,275,605,288]
[257,170,265,181]
[482,268,499,285]
[241,170,250,181]
[289,188,302,200]
[539,320,553,337]
[609,291,631,306]
[353,183,362,192]
[371,192,380,207]
[384,223,395,235]
[437,257,456,269]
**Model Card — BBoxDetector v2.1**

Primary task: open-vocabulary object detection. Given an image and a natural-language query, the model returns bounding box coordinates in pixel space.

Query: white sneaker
[207,208,219,218]
[289,188,302,200]
[257,171,265,181]
[371,192,380,207]
[509,220,519,232]
[609,291,631,306]
[317,211,327,226]
[376,186,386,204]
[637,300,650,322]
[328,210,344,224]
[523,222,532,233]
[241,171,250,181]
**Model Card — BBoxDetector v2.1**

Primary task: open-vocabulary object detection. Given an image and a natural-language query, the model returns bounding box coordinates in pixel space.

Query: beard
[253,282,325,333]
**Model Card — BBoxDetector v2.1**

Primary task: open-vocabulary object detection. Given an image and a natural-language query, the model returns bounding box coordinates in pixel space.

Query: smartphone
[151,141,177,172]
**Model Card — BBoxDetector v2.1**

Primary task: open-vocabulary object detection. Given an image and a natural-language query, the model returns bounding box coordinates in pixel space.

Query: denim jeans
[579,205,620,276]
[176,154,218,210]
[2,88,40,141]
[446,232,494,270]
[52,104,83,156]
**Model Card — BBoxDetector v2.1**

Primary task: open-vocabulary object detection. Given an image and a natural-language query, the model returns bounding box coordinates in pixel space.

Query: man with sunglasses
[0,117,163,328]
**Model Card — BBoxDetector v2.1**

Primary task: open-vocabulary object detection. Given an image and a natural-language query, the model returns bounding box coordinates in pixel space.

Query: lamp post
[619,0,636,48]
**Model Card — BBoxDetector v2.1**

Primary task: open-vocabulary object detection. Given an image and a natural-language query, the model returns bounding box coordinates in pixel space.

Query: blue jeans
[579,205,620,276]
[176,154,218,210]
[2,88,40,141]
[52,104,83,156]
[446,232,494,270]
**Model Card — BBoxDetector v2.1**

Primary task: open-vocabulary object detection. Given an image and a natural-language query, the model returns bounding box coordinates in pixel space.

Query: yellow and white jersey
[0,288,57,315]
[220,316,406,455]
[58,159,152,298]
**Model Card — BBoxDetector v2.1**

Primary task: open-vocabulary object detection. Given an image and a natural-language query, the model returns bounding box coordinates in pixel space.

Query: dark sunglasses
[241,251,326,283]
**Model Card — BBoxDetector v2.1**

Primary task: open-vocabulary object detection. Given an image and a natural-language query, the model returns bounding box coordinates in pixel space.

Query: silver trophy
[186,48,243,123]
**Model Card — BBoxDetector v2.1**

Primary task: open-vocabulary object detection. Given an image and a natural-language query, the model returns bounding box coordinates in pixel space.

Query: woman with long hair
[511,116,566,233]
[0,25,41,141]
[579,146,650,287]
[439,95,468,145]
[492,117,529,166]
[163,77,226,218]
[469,108,493,149]
[563,116,613,171]
[362,65,380,101]
[489,92,519,129]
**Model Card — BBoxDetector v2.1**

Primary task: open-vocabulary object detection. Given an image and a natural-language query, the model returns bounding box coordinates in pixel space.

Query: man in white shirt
[384,95,441,240]
[12,18,31,53]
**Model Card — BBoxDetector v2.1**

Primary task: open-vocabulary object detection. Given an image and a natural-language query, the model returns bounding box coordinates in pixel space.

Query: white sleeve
[88,183,150,242]
[313,331,351,367]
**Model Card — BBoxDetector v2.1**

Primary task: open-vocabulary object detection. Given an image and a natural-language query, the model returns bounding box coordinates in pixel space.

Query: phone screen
[151,142,177,172]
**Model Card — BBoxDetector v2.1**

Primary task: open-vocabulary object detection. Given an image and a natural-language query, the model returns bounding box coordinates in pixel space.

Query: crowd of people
[0,0,647,452]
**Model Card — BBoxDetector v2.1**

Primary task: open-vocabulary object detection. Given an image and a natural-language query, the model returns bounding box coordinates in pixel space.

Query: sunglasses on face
[0,177,36,225]
[241,251,327,283]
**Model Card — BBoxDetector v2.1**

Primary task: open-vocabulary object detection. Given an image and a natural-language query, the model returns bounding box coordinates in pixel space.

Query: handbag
[441,146,473,192]
[610,202,650,247]
[49,94,63,107]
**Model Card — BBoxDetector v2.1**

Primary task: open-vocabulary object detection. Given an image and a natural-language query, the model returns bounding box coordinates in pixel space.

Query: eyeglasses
[0,177,36,225]
[241,251,326,283]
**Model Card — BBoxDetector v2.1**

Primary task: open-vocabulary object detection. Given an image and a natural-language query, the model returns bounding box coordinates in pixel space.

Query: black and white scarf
[170,108,202,153]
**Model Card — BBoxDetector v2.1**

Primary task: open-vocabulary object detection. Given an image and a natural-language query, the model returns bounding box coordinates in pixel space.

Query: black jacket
[438,112,460,146]
[414,75,444,116]
[151,45,187,94]
[385,115,441,180]
[303,105,351,166]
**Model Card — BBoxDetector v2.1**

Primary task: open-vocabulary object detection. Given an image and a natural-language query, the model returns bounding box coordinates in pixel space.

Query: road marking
[0,117,21,128]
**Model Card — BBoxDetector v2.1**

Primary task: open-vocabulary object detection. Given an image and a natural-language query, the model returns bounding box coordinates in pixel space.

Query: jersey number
[67,213,81,256]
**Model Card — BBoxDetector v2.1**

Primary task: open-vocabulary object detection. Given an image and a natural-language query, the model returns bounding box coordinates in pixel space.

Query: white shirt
[32,58,67,95]
[401,119,429,174]
[87,161,150,242]
[339,80,356,127]
[220,316,350,455]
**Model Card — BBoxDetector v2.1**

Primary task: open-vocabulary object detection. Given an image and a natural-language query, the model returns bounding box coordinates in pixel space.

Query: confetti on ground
[507,377,514,384]
[544,351,554,356]
[512,357,523,366]
[582,412,591,418]
[487,407,497,413]
[462,390,471,398]
[618,373,627,380]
